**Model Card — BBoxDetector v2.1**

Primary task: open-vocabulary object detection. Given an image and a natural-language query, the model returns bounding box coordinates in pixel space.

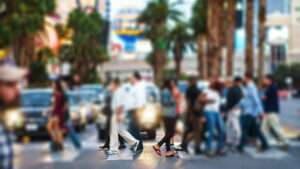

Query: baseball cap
[0,63,27,82]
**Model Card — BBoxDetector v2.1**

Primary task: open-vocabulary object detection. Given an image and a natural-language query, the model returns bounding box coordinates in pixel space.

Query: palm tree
[258,0,266,80]
[138,0,181,84]
[168,22,191,79]
[245,0,254,74]
[76,0,81,9]
[191,0,208,79]
[226,0,236,77]
[207,0,223,77]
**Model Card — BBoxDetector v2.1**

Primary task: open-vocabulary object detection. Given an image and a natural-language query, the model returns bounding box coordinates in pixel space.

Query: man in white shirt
[127,72,147,152]
[107,78,139,155]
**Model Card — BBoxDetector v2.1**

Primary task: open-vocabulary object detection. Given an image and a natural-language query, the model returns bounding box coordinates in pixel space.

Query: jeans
[128,109,143,150]
[239,114,269,151]
[205,111,225,152]
[66,121,81,149]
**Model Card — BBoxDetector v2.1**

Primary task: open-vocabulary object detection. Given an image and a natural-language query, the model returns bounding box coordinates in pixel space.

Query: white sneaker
[106,150,119,155]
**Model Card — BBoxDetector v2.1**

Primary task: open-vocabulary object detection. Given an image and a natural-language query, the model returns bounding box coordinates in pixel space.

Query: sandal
[152,145,161,156]
[165,151,177,158]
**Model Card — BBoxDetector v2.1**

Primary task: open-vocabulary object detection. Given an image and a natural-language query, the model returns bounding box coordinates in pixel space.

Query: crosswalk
[13,138,300,164]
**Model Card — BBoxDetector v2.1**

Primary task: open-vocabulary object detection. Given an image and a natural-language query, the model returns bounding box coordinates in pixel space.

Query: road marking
[42,145,81,163]
[244,147,288,159]
[105,149,134,160]
[177,152,206,160]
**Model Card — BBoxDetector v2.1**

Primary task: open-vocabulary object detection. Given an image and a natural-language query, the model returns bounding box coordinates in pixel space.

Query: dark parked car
[7,89,53,138]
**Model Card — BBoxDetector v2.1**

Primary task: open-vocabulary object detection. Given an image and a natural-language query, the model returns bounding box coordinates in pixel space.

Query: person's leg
[109,113,119,152]
[253,116,269,150]
[232,113,242,147]
[128,110,143,150]
[205,112,215,152]
[268,114,287,144]
[262,114,272,140]
[181,117,193,151]
[103,112,112,147]
[238,115,251,151]
[118,124,138,146]
[67,121,81,149]
[193,117,203,153]
[215,113,226,151]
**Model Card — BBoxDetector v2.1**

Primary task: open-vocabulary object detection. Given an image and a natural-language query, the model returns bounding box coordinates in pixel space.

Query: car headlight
[80,106,88,118]
[5,109,24,129]
[71,111,80,120]
[138,105,159,126]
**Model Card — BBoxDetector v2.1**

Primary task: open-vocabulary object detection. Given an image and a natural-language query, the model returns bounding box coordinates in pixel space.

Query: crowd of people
[99,71,289,158]
[0,59,292,169]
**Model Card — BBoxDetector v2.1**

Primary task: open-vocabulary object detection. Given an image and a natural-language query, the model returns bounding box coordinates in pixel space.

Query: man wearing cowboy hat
[0,60,26,169]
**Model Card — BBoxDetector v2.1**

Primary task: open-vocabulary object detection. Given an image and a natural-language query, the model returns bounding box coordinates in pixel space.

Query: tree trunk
[76,0,81,9]
[197,34,207,79]
[207,0,222,78]
[13,35,35,67]
[226,0,236,77]
[153,50,166,85]
[258,0,266,80]
[174,42,182,80]
[245,0,254,74]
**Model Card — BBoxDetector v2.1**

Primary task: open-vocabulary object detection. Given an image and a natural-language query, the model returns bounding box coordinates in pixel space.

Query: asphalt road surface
[13,99,300,169]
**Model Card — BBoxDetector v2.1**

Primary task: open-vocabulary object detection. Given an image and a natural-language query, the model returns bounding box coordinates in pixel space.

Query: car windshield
[21,92,52,107]
[80,85,103,94]
[68,92,95,106]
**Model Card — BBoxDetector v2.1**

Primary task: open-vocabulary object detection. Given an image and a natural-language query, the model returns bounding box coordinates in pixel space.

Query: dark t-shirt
[263,84,280,113]
[185,85,201,116]
[226,85,243,111]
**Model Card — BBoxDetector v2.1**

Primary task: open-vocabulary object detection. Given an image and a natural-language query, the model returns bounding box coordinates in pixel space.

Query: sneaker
[106,150,119,155]
[194,148,203,155]
[205,151,215,158]
[131,141,140,152]
[279,143,289,151]
[257,146,269,153]
[99,145,109,151]
[216,148,227,156]
[119,144,126,150]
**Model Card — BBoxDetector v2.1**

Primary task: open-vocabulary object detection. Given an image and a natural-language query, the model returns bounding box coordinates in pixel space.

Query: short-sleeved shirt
[203,88,221,112]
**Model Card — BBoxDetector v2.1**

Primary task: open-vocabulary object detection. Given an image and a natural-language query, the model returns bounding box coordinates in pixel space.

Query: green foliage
[138,0,181,50]
[29,60,48,86]
[274,63,300,90]
[67,9,107,64]
[168,21,191,56]
[191,0,207,36]
[0,0,55,48]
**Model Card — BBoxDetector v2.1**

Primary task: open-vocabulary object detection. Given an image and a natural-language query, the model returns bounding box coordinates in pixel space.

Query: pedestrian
[61,82,81,150]
[261,74,289,149]
[238,72,269,153]
[98,85,126,151]
[127,72,147,152]
[106,78,139,155]
[153,79,178,157]
[180,76,204,154]
[0,62,26,169]
[200,80,226,156]
[47,80,67,152]
[225,77,243,149]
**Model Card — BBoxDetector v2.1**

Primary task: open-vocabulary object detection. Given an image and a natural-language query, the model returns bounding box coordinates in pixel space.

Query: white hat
[0,64,27,82]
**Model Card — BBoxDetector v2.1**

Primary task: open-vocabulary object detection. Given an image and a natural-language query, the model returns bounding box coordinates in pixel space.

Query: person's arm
[250,86,264,115]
